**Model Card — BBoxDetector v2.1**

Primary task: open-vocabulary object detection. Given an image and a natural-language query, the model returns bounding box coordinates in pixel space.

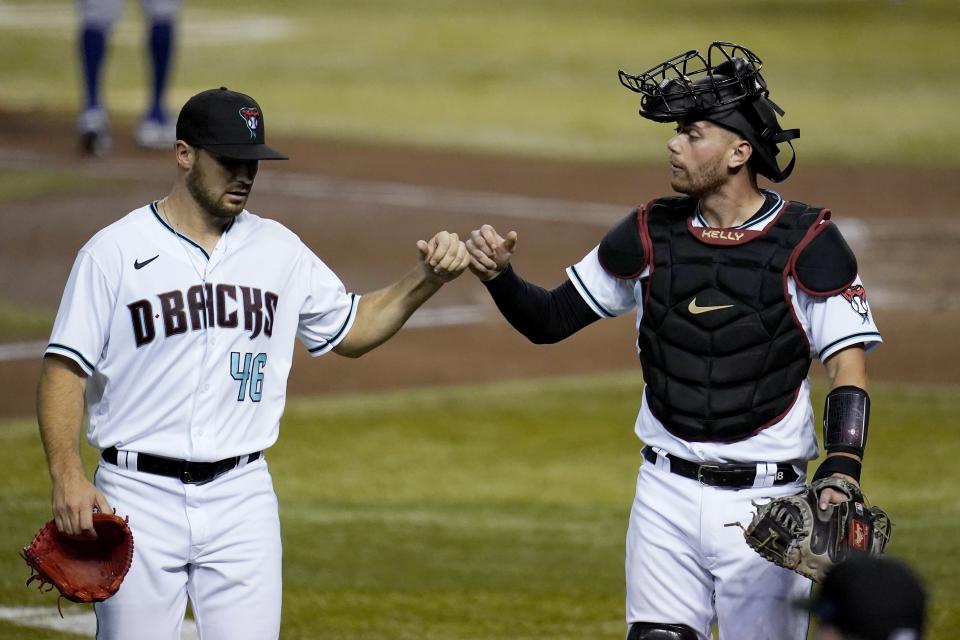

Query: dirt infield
[1,110,958,420]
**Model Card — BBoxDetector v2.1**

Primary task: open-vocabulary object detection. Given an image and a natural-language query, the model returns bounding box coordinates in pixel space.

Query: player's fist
[417,231,470,283]
[466,225,517,281]
[51,469,112,540]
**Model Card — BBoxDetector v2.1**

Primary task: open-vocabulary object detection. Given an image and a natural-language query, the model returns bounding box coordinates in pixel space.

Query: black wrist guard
[823,385,870,458]
[813,455,863,483]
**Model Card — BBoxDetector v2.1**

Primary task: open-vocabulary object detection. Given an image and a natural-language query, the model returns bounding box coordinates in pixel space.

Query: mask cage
[618,42,768,122]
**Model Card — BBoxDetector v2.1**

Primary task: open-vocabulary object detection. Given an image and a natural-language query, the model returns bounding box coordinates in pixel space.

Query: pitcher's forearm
[37,357,88,482]
[335,265,443,357]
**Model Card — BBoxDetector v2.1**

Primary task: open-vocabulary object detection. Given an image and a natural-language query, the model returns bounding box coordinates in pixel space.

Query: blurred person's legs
[77,0,124,155]
[77,0,180,154]
[135,0,181,149]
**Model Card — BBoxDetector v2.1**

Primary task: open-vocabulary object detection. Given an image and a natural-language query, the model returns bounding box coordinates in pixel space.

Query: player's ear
[175,141,197,171]
[728,137,753,171]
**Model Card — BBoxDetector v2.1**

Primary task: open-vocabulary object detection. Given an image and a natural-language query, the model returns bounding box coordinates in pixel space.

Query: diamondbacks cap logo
[238,107,260,139]
[841,284,870,323]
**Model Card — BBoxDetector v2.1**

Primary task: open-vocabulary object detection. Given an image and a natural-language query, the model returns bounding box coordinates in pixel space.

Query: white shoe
[135,117,176,150]
[77,107,111,157]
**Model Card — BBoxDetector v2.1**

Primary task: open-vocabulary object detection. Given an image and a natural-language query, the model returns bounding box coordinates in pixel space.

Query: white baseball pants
[625,459,812,640]
[93,458,282,640]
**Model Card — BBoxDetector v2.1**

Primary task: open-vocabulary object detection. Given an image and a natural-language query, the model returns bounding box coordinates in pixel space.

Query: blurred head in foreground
[803,556,927,640]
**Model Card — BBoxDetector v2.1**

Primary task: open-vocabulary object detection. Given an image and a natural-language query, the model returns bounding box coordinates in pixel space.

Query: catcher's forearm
[482,266,600,344]
[36,356,88,482]
[817,346,870,482]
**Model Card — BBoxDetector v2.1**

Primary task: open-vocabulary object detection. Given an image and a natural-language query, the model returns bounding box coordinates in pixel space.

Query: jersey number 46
[231,352,267,402]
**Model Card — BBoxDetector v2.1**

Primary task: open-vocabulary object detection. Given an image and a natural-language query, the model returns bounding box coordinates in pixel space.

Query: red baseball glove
[20,512,134,613]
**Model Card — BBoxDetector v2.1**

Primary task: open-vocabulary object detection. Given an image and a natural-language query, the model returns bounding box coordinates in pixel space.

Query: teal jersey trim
[47,343,96,372]
[569,265,615,318]
[150,201,237,260]
[818,331,882,360]
[308,293,358,353]
[695,190,783,230]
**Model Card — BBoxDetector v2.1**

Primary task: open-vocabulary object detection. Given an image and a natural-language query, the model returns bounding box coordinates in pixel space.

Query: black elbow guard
[598,209,647,278]
[823,385,870,458]
[793,221,858,296]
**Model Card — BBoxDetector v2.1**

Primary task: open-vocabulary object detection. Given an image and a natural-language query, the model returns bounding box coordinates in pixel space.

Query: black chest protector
[636,196,827,442]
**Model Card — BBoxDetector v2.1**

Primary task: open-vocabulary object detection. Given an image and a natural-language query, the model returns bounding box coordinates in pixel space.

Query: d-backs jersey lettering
[46,203,358,461]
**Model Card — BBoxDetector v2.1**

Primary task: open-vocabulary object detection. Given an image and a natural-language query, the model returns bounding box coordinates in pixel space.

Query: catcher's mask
[618,42,800,183]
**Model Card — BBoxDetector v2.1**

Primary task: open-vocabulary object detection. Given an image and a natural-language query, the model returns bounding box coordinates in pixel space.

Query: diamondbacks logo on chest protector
[127,283,278,347]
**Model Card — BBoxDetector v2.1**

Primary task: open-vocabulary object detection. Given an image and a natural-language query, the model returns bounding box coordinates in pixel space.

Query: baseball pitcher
[37,87,470,639]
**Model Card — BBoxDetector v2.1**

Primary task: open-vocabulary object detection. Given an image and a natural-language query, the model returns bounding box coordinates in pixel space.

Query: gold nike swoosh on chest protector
[687,298,735,315]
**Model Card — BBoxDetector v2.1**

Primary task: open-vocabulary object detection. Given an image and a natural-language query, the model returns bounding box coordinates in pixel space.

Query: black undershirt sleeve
[482,265,601,344]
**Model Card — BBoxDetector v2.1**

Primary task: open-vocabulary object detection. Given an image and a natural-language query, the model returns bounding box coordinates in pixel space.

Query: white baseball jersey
[565,190,882,465]
[46,202,358,461]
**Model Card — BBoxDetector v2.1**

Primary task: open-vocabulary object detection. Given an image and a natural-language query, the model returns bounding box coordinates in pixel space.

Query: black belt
[102,447,262,484]
[641,446,800,489]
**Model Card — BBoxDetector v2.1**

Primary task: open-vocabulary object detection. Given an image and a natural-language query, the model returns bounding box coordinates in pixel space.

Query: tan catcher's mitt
[20,512,134,611]
[741,476,891,583]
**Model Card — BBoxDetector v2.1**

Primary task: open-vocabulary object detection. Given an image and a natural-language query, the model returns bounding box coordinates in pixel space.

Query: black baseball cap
[176,87,287,160]
[800,556,927,640]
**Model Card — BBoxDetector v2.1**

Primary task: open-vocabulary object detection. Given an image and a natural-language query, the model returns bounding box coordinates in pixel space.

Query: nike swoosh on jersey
[687,298,734,315]
[134,255,160,270]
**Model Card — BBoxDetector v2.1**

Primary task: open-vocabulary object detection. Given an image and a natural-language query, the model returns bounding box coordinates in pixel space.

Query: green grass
[0,373,957,638]
[0,302,54,341]
[0,0,957,164]
[0,168,119,203]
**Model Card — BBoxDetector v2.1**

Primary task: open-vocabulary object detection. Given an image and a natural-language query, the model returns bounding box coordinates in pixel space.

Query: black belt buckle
[180,461,218,484]
[180,461,201,484]
[696,464,722,486]
[187,457,244,484]
[698,463,757,488]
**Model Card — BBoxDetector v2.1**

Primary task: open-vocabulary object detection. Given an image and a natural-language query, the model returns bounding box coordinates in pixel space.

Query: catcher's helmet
[619,42,800,182]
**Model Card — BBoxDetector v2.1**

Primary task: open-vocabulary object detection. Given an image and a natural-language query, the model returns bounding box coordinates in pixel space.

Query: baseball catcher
[465,40,888,639]
[20,511,134,615]
[739,476,892,583]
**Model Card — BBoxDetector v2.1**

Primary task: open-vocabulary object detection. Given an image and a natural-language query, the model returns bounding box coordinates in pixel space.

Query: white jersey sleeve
[794,276,882,361]
[564,245,643,318]
[296,247,359,356]
[47,249,118,375]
